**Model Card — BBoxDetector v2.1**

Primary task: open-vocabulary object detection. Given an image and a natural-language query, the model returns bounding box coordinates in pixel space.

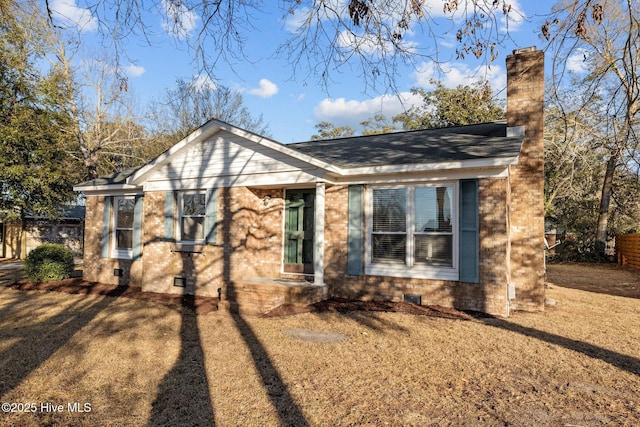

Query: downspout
[313,182,326,286]
[506,166,513,316]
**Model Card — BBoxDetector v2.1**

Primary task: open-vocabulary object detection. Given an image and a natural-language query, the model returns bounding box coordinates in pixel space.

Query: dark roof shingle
[287,122,521,168]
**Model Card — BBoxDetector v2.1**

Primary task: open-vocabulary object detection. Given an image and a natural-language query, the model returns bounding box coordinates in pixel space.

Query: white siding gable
[142,131,324,191]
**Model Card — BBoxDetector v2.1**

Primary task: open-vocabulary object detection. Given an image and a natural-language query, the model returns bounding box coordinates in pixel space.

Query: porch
[220,277,328,315]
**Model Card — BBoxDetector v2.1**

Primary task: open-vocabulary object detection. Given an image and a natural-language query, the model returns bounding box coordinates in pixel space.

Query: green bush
[24,243,75,282]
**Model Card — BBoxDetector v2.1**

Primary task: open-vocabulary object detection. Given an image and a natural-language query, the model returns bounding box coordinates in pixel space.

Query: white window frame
[112,196,135,259]
[177,191,207,243]
[365,182,459,281]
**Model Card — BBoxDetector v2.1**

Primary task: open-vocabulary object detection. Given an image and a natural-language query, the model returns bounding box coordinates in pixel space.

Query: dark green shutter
[101,196,112,258]
[347,185,364,275]
[459,179,479,283]
[132,195,144,260]
[204,188,218,244]
[164,191,175,241]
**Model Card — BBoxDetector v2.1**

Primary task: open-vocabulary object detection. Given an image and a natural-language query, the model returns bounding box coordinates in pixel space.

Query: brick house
[74,47,544,316]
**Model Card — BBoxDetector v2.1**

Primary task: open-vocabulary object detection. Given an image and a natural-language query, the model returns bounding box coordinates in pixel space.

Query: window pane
[116,198,135,228]
[182,217,204,241]
[373,189,406,232]
[415,186,452,232]
[415,235,453,266]
[116,230,133,249]
[183,193,206,216]
[372,234,406,263]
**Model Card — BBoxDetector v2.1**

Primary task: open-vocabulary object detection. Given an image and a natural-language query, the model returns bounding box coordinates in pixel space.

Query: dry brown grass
[0,263,639,426]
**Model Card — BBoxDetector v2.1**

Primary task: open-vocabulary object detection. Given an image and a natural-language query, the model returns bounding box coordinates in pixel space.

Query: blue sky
[47,0,559,143]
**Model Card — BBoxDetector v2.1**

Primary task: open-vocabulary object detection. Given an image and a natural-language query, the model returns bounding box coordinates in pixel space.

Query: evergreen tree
[0,2,79,217]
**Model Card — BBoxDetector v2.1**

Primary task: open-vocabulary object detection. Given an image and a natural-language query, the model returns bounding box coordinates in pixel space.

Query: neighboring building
[1,206,85,259]
[74,47,544,316]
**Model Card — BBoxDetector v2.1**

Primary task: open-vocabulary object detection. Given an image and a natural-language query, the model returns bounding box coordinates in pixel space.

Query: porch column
[314,182,325,285]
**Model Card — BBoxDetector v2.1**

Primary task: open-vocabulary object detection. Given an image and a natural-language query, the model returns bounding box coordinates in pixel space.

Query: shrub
[24,244,75,282]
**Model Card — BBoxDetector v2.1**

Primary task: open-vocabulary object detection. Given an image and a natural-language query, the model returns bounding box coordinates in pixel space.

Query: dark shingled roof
[75,166,143,188]
[24,205,86,220]
[75,122,522,189]
[287,122,522,168]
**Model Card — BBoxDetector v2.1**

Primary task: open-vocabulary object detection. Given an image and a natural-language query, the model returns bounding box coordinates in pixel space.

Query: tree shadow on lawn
[0,285,127,398]
[476,314,640,377]
[264,298,474,332]
[148,295,215,426]
[230,312,310,427]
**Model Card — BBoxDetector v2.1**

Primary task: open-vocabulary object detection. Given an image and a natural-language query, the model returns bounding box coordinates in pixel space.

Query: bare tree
[50,37,147,180]
[543,0,640,257]
[40,0,522,93]
[144,78,270,160]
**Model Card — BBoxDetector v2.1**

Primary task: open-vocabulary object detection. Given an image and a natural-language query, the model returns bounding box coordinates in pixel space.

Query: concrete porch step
[221,277,328,315]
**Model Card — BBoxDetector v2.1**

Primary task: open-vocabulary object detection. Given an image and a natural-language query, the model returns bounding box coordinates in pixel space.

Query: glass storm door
[284,190,315,274]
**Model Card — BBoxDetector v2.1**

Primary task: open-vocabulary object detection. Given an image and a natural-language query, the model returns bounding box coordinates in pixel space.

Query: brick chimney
[506,47,545,311]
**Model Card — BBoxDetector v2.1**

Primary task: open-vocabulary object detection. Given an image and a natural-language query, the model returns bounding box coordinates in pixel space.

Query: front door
[284,190,314,274]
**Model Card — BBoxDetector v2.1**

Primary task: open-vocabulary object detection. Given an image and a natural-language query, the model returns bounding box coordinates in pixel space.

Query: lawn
[0,263,639,426]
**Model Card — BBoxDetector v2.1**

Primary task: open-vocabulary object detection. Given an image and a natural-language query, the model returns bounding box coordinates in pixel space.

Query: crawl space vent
[403,294,422,305]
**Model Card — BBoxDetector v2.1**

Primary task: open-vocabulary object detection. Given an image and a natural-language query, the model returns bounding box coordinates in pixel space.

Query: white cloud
[162,0,198,39]
[567,49,590,74]
[283,0,346,33]
[337,29,418,57]
[283,6,312,33]
[311,57,509,133]
[126,64,145,77]
[248,79,279,98]
[423,0,525,30]
[191,74,217,92]
[411,61,507,95]
[49,0,98,31]
[501,0,525,32]
[422,0,451,19]
[313,92,424,130]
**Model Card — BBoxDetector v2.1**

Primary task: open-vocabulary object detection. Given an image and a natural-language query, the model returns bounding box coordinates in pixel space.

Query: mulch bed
[5,278,474,319]
[5,278,219,315]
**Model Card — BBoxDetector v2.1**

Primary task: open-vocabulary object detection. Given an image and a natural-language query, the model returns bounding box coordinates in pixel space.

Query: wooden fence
[615,234,640,271]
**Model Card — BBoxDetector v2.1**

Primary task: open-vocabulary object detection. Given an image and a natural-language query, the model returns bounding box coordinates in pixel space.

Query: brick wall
[506,48,546,311]
[140,187,284,297]
[82,196,136,286]
[323,183,511,317]
[83,188,286,297]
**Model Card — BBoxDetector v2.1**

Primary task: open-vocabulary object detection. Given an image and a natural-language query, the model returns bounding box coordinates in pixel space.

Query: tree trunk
[595,155,617,257]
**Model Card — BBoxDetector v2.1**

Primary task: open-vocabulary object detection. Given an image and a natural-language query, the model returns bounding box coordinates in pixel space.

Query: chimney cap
[513,46,537,54]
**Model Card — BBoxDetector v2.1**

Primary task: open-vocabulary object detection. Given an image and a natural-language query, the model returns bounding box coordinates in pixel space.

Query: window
[367,183,458,280]
[179,192,206,242]
[371,188,406,263]
[114,197,135,253]
[414,186,453,266]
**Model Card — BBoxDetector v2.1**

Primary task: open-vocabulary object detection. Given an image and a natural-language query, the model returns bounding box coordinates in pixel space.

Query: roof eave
[335,155,520,176]
[72,184,142,195]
